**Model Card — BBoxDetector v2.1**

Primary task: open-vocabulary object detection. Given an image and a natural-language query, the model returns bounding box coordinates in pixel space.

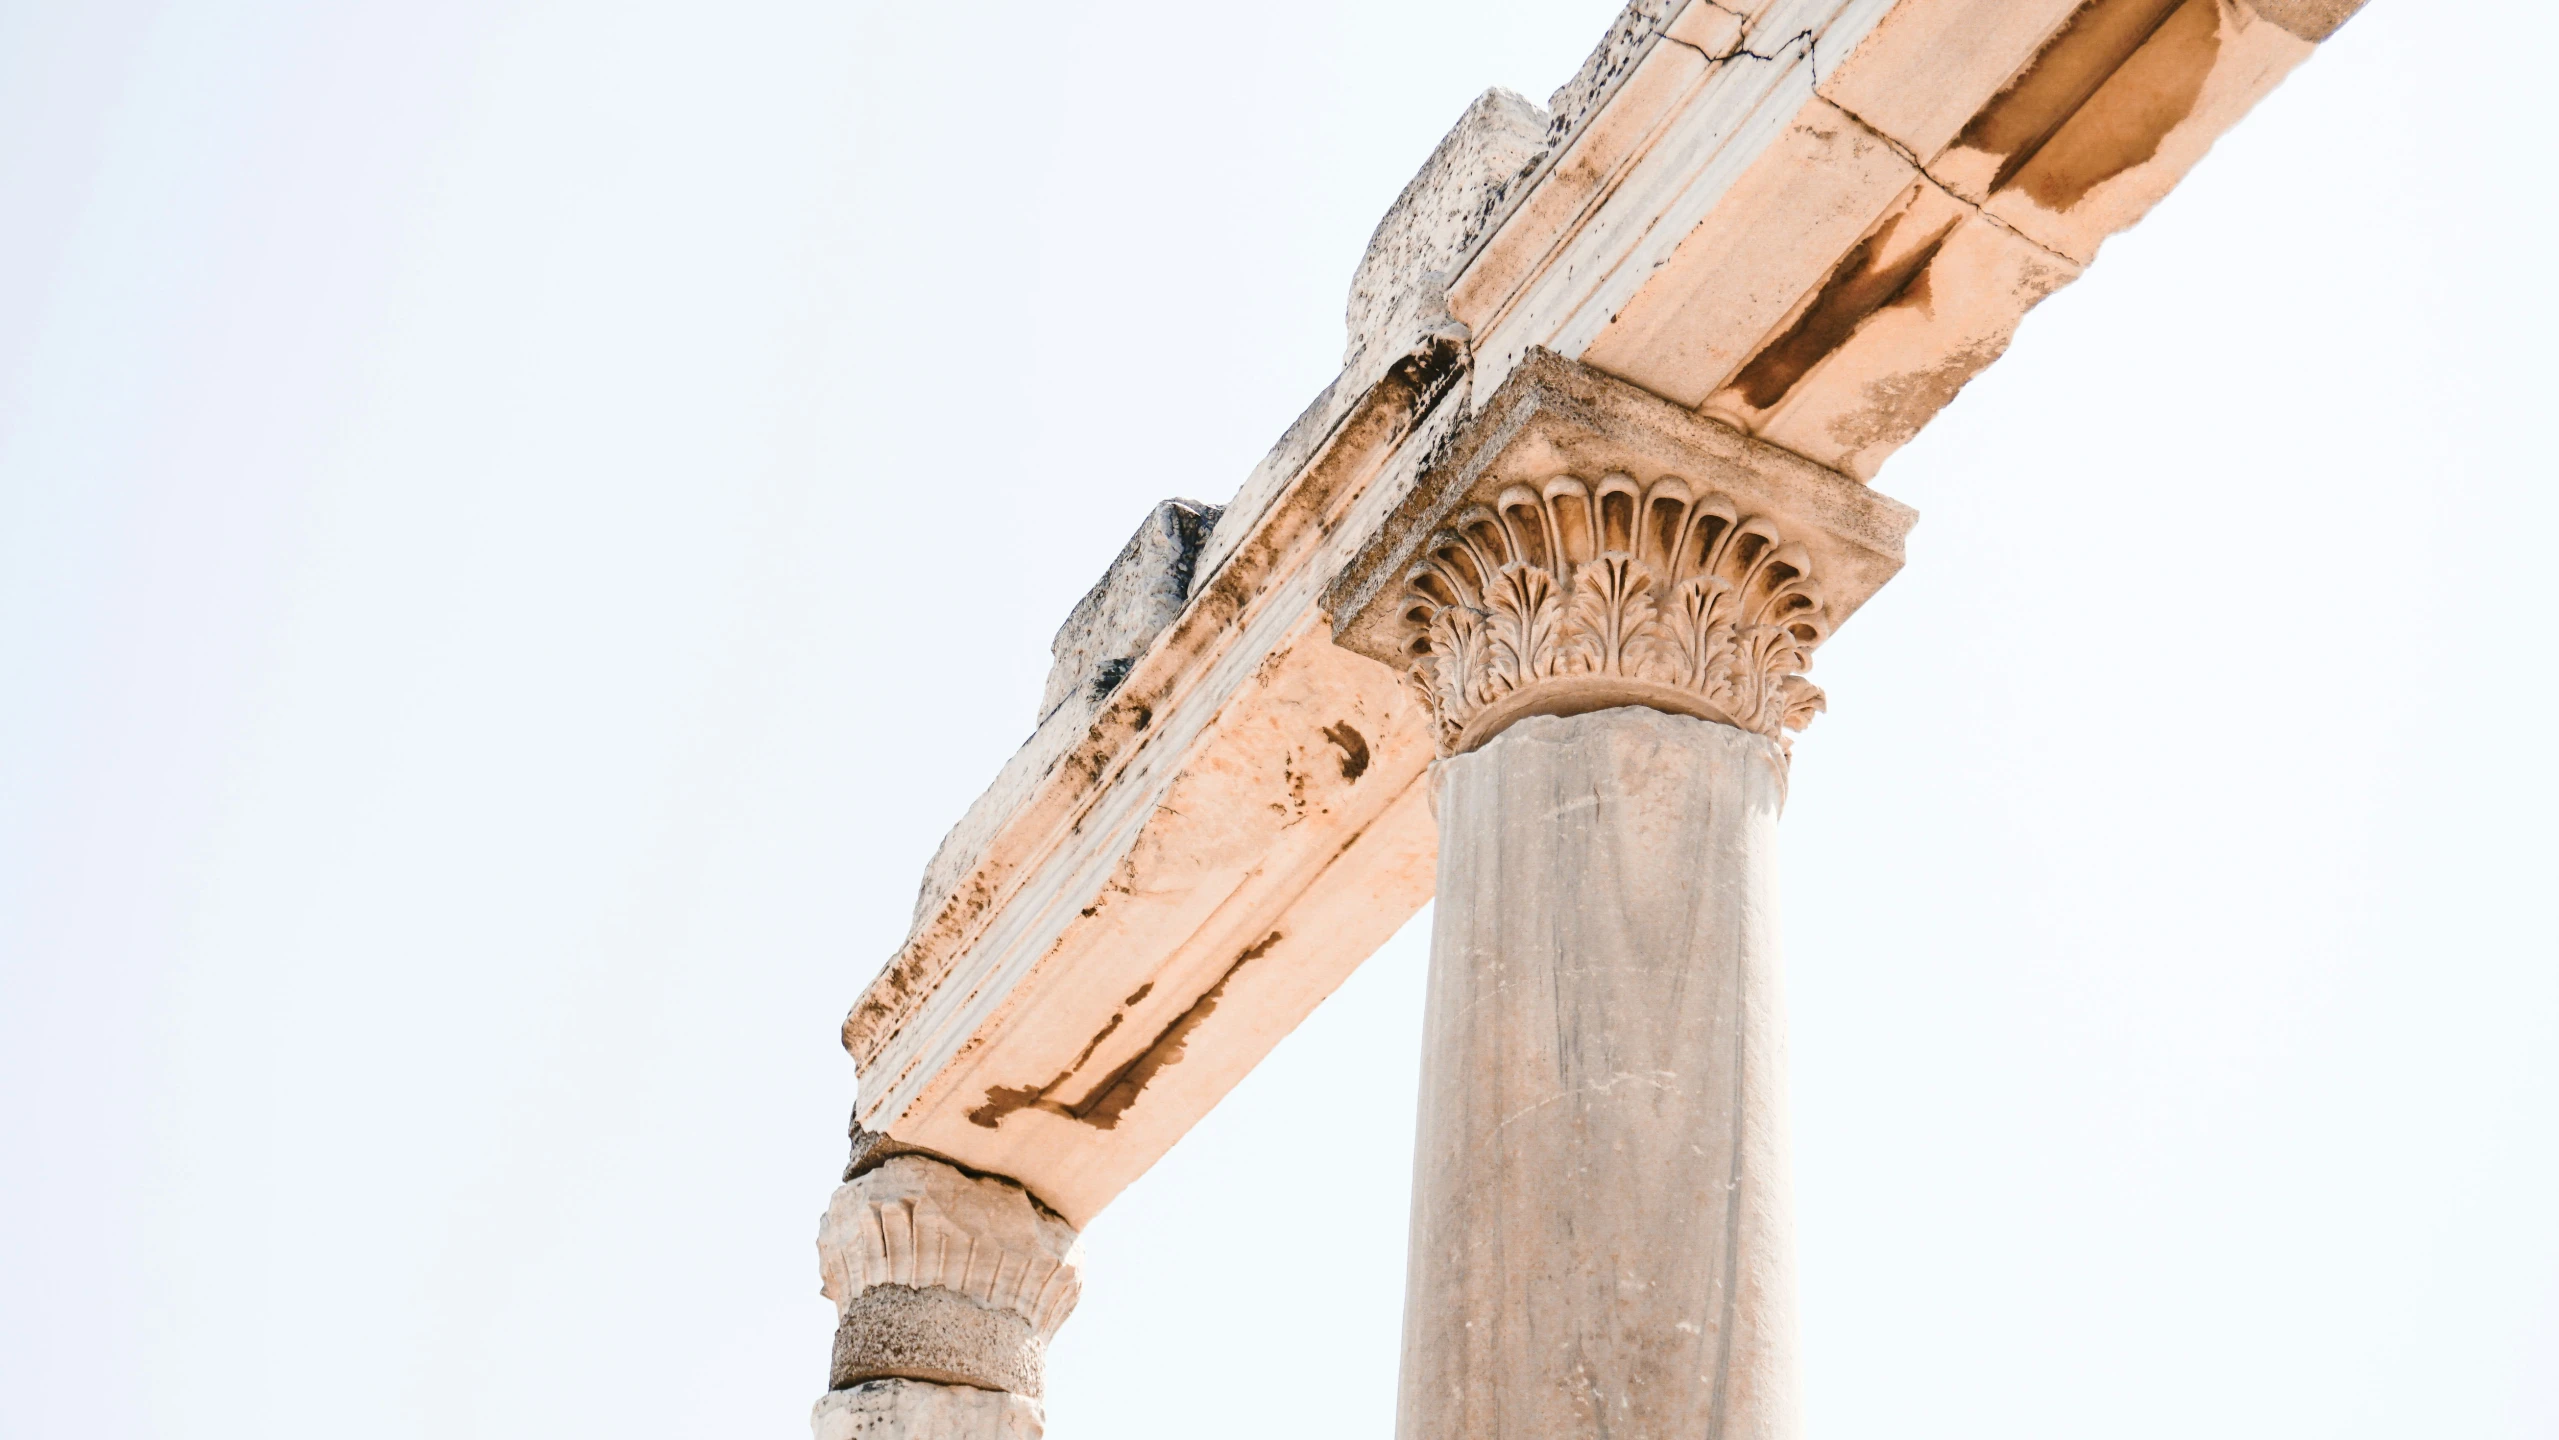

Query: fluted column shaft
[1396,705,1800,1440]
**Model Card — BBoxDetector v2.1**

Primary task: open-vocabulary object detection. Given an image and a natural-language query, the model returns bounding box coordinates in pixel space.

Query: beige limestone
[1343,88,1547,395]
[831,1285,1042,1396]
[1818,0,2089,164]
[817,1156,1083,1341]
[812,1155,1082,1429]
[1969,0,2314,265]
[846,347,1461,1228]
[1399,707,1799,1440]
[1729,176,2080,480]
[1824,0,2326,266]
[811,1381,1042,1440]
[1572,99,1922,413]
[1034,500,1221,728]
[1454,0,1905,395]
[836,0,2363,1260]
[1327,349,1917,726]
[2245,0,2368,42]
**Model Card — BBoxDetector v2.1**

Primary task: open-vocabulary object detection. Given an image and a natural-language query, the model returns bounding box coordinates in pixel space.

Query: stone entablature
[824,0,2365,1331]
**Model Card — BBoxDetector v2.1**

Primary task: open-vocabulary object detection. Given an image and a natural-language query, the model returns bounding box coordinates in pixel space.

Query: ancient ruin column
[1397,706,1797,1440]
[810,1150,1082,1440]
[1335,423,1913,1440]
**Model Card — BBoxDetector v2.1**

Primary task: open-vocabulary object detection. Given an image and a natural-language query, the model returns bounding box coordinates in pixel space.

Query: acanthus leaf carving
[1483,562,1562,690]
[1566,553,1663,680]
[1396,472,1832,756]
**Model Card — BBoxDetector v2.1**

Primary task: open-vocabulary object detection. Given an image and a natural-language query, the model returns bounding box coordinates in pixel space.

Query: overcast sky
[3,2,2553,1437]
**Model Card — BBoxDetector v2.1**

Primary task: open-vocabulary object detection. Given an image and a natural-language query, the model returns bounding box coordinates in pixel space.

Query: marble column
[1396,706,1799,1440]
[811,1150,1082,1440]
[1358,456,1892,1440]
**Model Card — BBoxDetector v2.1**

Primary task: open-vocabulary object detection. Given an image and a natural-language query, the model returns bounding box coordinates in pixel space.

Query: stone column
[1361,457,1891,1440]
[811,1151,1082,1440]
[1397,706,1798,1440]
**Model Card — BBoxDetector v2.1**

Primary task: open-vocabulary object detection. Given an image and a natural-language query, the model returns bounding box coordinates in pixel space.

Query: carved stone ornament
[819,1156,1084,1343]
[1395,471,1828,755]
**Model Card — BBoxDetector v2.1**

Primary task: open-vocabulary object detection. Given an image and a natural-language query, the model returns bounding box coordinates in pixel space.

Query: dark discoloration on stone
[1955,0,2188,194]
[961,1007,1133,1132]
[2006,0,2221,212]
[1728,204,1960,413]
[848,343,1463,1078]
[844,1121,932,1183]
[1948,0,2225,213]
[1323,722,1371,782]
[1039,500,1223,725]
[966,933,1282,1133]
[842,1127,1077,1225]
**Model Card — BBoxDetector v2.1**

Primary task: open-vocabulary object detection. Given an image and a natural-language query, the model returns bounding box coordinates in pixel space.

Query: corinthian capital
[1327,351,1916,756]
[1400,473,1829,754]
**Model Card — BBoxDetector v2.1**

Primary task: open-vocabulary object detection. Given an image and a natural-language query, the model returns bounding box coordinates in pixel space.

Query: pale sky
[2,2,2553,1437]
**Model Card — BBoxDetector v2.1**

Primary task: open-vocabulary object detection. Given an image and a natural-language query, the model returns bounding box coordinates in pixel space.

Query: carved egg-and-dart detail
[1397,471,1829,756]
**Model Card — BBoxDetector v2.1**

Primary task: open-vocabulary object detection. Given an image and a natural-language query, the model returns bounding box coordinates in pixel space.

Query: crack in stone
[1655,13,1823,81]
[1816,95,2115,273]
[1659,4,2088,274]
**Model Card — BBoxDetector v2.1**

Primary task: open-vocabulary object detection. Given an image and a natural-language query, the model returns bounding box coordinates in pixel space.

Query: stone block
[1577,101,1920,412]
[1343,88,1549,391]
[1038,499,1221,725]
[1818,0,2086,162]
[1401,707,1799,1440]
[830,1283,1043,1397]
[1714,180,2080,480]
[811,1380,1041,1440]
[1965,0,2314,264]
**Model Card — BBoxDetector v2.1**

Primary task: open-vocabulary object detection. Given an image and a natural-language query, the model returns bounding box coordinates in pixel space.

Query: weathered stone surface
[811,1157,1080,1435]
[817,1156,1082,1343]
[1540,0,1686,151]
[1573,98,1924,416]
[1723,179,2080,480]
[1818,0,2087,166]
[811,1380,1041,1440]
[1344,88,1547,390]
[839,0,2352,1250]
[1327,349,1916,685]
[843,1121,928,1183]
[906,498,1220,944]
[1038,499,1221,725]
[1399,707,1799,1440]
[1451,0,1905,399]
[1963,0,2314,265]
[2244,0,2367,42]
[831,1284,1042,1396]
[846,363,1458,1228]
